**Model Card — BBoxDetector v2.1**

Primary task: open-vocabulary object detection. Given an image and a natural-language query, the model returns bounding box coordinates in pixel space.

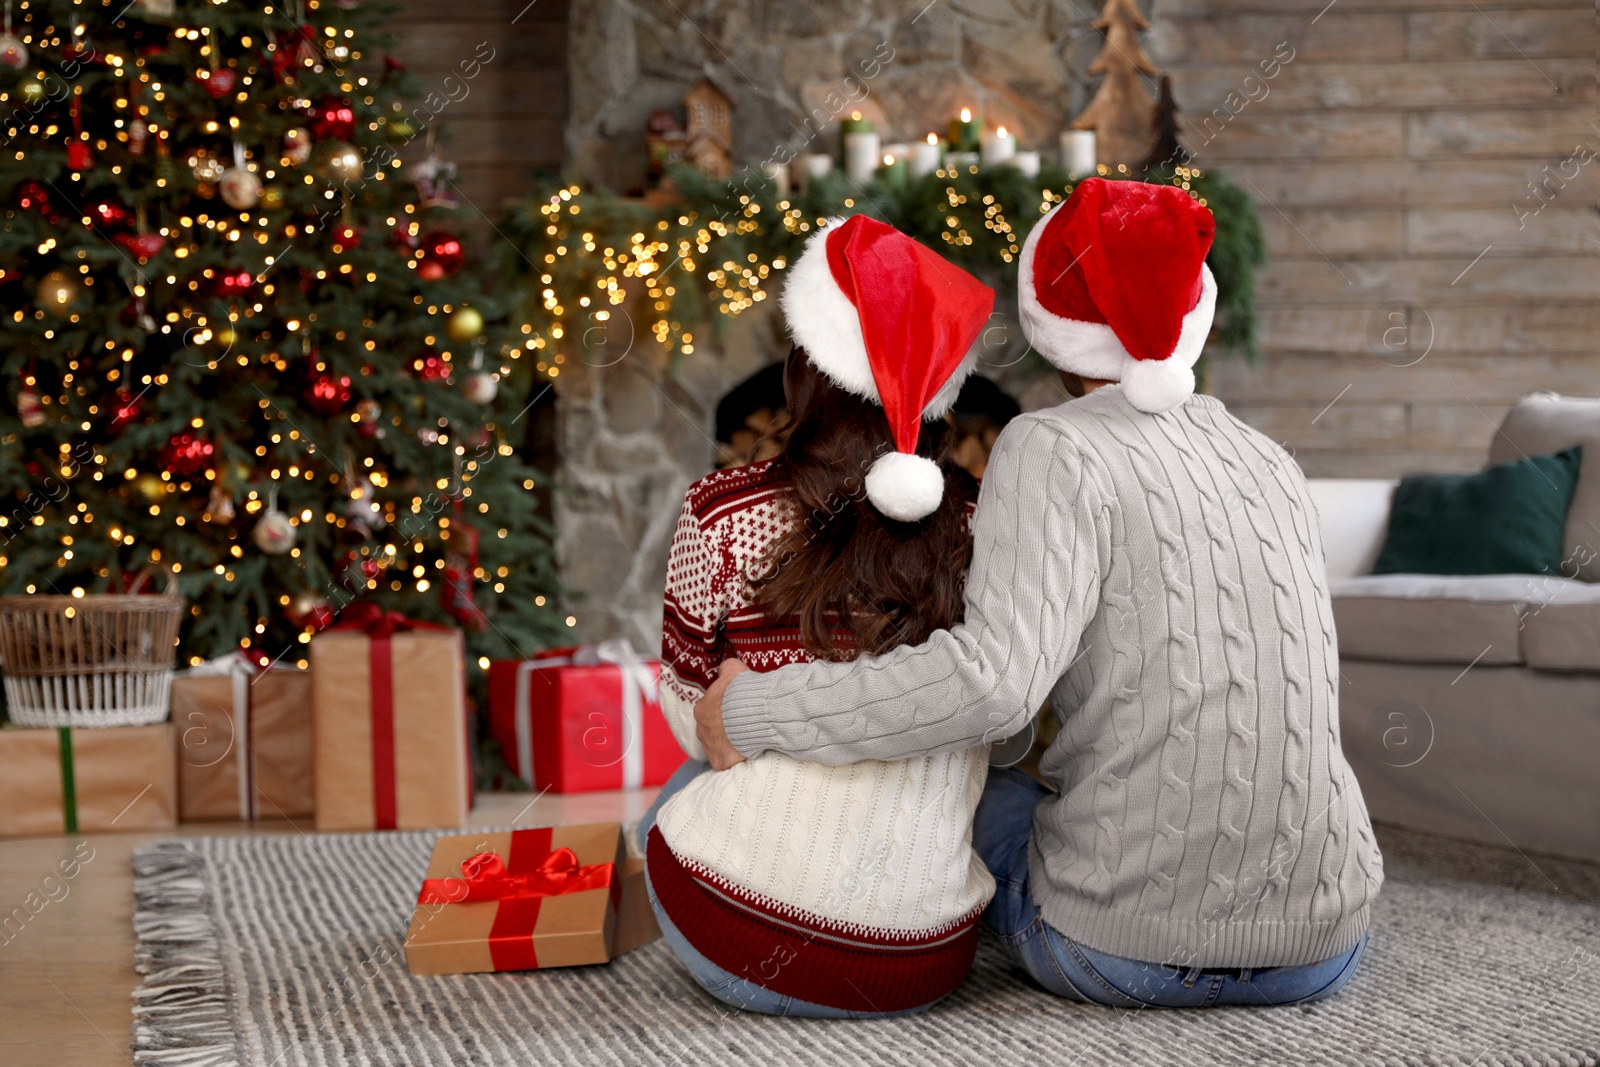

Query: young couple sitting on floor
[636,181,1384,1018]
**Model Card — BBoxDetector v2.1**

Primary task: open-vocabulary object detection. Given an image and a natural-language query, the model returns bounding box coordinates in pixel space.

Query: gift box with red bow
[403,821,659,974]
[310,604,472,831]
[486,640,684,794]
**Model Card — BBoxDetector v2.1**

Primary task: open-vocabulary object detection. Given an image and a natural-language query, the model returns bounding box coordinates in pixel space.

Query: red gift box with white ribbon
[487,640,684,794]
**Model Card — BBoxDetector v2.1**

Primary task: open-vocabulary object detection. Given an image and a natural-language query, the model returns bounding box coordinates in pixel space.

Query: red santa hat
[1018,177,1217,413]
[780,215,995,522]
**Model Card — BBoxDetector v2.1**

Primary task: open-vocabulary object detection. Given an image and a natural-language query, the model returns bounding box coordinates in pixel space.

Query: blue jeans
[636,759,937,1019]
[974,767,1370,1008]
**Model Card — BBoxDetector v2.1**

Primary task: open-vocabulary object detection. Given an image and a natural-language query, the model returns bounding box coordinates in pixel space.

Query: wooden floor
[0,789,658,1067]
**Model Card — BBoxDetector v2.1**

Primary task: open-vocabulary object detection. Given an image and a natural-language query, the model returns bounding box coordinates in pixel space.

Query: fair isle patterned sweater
[722,388,1385,970]
[649,460,993,1013]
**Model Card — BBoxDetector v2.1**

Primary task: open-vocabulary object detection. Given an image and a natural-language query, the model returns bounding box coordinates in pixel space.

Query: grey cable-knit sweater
[721,386,1383,968]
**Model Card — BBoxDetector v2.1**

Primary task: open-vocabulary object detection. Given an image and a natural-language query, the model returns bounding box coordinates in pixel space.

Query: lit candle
[843,128,881,186]
[1012,150,1041,178]
[877,150,908,189]
[759,160,790,198]
[980,125,1016,168]
[839,110,873,155]
[1061,129,1097,179]
[948,107,980,152]
[908,133,942,179]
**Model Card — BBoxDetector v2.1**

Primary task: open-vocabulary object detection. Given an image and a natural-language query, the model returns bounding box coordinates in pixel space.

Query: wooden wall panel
[1161,0,1599,476]
[389,0,568,234]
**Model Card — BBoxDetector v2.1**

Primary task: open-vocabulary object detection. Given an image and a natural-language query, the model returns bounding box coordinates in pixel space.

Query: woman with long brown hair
[636,215,998,1017]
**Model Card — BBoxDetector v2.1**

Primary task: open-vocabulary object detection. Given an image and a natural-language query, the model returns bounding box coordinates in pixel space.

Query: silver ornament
[251,508,297,555]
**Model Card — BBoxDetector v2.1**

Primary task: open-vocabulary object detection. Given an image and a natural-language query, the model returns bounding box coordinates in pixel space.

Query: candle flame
[926,132,938,145]
[959,108,972,123]
[883,154,893,165]
[851,111,862,121]
[997,125,1008,138]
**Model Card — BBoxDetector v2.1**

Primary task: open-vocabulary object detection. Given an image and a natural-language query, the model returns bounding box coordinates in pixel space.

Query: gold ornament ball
[37,270,81,315]
[213,325,239,347]
[445,306,484,342]
[325,144,363,182]
[259,185,285,210]
[133,473,166,502]
[20,80,45,105]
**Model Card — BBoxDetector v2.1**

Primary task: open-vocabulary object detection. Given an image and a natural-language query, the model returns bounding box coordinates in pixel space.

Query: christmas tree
[1140,73,1192,174]
[1071,0,1159,170]
[0,0,564,671]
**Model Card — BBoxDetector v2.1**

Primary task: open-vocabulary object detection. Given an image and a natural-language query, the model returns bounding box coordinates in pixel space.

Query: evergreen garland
[498,161,1266,379]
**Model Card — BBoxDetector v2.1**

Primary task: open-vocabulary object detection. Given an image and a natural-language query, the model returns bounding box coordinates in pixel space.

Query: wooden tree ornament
[1072,0,1159,170]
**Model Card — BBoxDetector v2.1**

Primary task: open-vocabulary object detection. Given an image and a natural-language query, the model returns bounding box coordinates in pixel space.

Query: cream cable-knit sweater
[722,388,1384,968]
[654,463,993,935]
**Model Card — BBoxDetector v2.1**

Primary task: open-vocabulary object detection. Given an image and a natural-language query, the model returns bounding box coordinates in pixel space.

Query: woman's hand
[695,658,750,770]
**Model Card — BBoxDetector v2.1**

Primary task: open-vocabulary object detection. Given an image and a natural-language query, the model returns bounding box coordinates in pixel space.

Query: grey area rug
[131,824,1600,1067]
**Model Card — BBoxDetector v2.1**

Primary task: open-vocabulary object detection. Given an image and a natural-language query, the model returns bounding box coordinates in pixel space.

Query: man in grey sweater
[693,179,1382,1008]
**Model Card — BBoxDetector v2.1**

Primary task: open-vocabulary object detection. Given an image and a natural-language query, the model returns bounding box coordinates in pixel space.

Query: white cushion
[1306,479,1396,581]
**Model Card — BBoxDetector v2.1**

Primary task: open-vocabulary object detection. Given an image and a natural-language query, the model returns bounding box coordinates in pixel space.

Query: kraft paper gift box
[172,656,313,822]
[310,605,471,832]
[404,822,659,975]
[0,723,177,837]
[486,641,684,794]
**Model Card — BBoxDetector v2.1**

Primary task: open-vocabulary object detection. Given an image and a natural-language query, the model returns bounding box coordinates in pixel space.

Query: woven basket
[0,569,184,728]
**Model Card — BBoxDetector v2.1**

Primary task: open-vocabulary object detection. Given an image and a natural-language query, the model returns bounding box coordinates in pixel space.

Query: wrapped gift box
[487,642,683,794]
[172,657,313,822]
[404,821,658,975]
[310,606,471,831]
[0,723,177,837]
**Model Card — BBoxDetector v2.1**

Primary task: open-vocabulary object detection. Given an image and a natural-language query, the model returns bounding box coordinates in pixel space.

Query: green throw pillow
[1372,446,1583,576]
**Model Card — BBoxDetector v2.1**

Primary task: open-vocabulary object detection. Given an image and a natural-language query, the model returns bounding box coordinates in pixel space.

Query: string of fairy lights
[511,162,1209,370]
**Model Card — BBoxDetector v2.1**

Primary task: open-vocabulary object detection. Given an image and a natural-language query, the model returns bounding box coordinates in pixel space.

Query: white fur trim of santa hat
[1017,201,1218,414]
[864,451,947,523]
[780,218,979,421]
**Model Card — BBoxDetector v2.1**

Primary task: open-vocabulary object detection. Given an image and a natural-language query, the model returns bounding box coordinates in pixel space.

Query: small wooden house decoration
[682,79,734,180]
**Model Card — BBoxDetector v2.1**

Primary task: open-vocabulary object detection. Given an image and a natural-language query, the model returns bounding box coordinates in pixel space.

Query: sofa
[1311,392,1600,865]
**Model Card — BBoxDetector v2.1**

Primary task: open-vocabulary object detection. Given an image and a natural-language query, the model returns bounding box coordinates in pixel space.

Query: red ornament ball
[410,349,450,381]
[213,267,254,298]
[162,432,214,478]
[196,68,238,100]
[418,231,464,275]
[85,197,130,231]
[416,260,446,281]
[308,96,356,141]
[108,390,143,432]
[16,179,53,217]
[302,371,353,415]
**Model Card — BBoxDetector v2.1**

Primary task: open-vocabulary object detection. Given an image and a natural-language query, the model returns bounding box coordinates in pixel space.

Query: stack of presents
[0,600,682,975]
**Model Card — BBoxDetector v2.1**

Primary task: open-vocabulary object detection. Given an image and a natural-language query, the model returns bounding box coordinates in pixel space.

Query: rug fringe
[130,840,241,1067]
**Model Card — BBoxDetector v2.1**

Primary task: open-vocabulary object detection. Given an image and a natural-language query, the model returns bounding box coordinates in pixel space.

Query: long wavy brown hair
[747,346,978,660]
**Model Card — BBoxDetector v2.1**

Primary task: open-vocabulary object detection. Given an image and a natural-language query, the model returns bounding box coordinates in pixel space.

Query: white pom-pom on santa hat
[865,451,947,523]
[780,215,996,522]
[1018,178,1217,414]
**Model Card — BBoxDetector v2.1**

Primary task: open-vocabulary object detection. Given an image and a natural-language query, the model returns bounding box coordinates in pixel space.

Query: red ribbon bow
[333,601,448,637]
[417,846,614,905]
